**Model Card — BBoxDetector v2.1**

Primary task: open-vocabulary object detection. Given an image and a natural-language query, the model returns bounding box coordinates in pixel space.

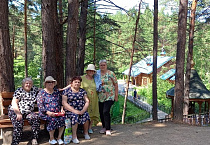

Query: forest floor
[8,121,210,145]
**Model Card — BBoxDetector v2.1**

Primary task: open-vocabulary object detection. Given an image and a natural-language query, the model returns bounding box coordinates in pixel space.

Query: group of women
[8,59,118,145]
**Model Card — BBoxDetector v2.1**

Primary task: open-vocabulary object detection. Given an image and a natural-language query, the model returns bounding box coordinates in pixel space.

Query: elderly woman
[8,77,40,145]
[62,76,90,144]
[81,64,100,134]
[37,76,65,145]
[97,59,118,136]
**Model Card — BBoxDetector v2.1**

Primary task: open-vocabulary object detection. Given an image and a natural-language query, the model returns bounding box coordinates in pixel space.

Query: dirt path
[13,121,210,145]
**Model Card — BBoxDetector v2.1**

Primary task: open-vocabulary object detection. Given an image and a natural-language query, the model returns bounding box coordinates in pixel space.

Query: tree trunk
[183,0,197,116]
[152,0,158,121]
[12,25,16,59]
[54,0,64,88]
[42,0,57,82]
[122,0,142,124]
[93,0,96,65]
[0,0,15,92]
[77,0,88,76]
[66,0,79,84]
[24,0,28,77]
[174,0,188,122]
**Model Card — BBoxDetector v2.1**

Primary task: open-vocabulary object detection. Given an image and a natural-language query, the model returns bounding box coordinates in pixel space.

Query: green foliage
[14,55,41,89]
[8,0,210,93]
[14,56,25,88]
[111,95,150,124]
[136,77,174,114]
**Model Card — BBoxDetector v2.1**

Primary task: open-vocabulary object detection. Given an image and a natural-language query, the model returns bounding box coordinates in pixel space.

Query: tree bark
[54,0,64,88]
[66,0,79,84]
[174,0,188,122]
[42,0,57,82]
[77,0,88,76]
[24,0,28,77]
[122,0,142,124]
[0,0,15,92]
[152,0,158,121]
[183,0,197,116]
[93,0,96,65]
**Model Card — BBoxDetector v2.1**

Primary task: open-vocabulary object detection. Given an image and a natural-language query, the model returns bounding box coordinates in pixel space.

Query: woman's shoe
[84,134,90,140]
[49,139,57,144]
[72,138,80,144]
[106,130,111,136]
[57,139,64,145]
[88,129,93,134]
[99,128,106,134]
[31,139,38,145]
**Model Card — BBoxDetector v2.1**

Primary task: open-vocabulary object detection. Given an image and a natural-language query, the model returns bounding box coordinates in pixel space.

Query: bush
[136,77,174,113]
[111,95,150,124]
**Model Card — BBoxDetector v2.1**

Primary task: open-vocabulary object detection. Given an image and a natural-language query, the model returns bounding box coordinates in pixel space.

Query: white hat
[44,76,57,85]
[86,64,96,72]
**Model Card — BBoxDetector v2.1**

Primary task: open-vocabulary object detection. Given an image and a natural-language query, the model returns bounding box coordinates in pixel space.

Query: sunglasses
[46,81,54,84]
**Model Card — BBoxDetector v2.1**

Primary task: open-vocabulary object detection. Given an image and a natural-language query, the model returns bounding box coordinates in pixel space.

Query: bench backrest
[0,92,39,116]
[1,92,14,116]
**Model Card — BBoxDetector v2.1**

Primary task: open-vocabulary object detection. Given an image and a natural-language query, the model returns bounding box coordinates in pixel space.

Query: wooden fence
[183,113,210,126]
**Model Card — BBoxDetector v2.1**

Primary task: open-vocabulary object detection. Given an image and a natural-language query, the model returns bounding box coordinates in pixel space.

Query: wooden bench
[0,92,46,145]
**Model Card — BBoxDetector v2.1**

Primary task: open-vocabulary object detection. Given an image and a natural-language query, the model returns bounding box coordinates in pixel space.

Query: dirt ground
[1,121,208,145]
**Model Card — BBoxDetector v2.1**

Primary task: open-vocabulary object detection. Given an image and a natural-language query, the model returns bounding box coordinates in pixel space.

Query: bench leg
[2,128,13,145]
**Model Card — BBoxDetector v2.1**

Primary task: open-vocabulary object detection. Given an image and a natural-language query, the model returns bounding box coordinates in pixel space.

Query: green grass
[111,95,150,124]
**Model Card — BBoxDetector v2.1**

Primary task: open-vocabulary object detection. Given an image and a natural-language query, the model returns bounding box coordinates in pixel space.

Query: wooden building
[122,55,175,86]
[166,69,210,118]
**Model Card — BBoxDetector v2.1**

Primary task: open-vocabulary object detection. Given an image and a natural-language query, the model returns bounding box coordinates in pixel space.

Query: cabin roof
[160,69,176,80]
[122,56,174,77]
[166,69,210,100]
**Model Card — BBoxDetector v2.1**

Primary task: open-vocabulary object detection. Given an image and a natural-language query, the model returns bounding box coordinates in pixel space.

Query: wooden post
[198,101,203,126]
[171,98,174,118]
[204,101,207,112]
[0,93,2,115]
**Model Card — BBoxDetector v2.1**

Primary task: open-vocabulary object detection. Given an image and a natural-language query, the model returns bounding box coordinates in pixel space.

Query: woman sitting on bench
[8,77,40,145]
[37,76,65,145]
[62,76,90,144]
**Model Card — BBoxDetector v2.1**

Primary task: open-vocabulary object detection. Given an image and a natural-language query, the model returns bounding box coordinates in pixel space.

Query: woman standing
[81,64,100,134]
[98,59,118,136]
[37,76,65,145]
[8,77,40,145]
[62,76,90,144]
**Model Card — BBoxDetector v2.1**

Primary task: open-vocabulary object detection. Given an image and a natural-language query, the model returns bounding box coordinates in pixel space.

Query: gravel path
[13,121,210,145]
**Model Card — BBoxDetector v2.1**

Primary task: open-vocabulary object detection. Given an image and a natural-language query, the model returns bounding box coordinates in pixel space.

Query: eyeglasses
[46,81,54,84]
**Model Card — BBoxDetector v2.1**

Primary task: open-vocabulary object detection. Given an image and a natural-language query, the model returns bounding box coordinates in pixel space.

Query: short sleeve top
[12,86,39,114]
[62,87,87,111]
[98,70,118,102]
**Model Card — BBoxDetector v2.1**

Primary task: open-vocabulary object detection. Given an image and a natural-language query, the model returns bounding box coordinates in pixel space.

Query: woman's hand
[16,112,22,121]
[61,109,65,114]
[72,109,82,115]
[59,84,71,91]
[79,110,86,115]
[46,111,55,117]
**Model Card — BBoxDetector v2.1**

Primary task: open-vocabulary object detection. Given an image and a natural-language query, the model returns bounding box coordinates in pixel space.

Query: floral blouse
[98,70,118,102]
[37,88,62,120]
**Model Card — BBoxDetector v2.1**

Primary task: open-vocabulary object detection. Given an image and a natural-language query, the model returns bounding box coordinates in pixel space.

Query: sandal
[32,139,38,145]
